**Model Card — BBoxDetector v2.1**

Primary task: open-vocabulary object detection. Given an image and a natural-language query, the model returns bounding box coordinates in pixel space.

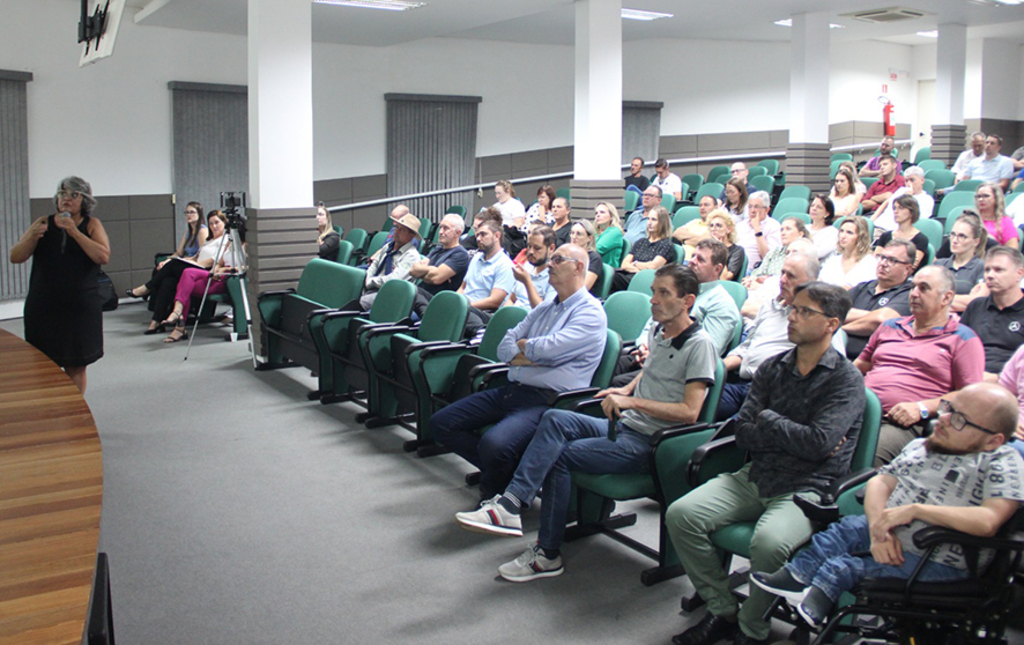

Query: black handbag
[97,271,119,311]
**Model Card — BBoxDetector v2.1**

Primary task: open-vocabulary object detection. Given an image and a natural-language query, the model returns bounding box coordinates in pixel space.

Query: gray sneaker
[751,568,810,606]
[498,545,564,582]
[455,496,523,537]
[796,586,833,627]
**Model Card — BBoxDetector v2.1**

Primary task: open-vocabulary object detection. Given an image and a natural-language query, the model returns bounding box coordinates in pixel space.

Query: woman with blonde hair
[935,211,989,311]
[706,210,745,281]
[492,179,526,228]
[975,182,1017,248]
[316,205,340,261]
[611,206,675,291]
[570,219,605,291]
[593,201,624,266]
[819,216,877,289]
[829,167,860,218]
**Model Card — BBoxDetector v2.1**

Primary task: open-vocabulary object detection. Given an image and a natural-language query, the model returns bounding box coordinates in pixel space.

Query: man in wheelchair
[753,381,1024,629]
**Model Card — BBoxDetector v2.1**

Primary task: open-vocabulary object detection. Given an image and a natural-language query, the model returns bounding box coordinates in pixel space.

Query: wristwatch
[754,231,763,237]
[917,402,929,421]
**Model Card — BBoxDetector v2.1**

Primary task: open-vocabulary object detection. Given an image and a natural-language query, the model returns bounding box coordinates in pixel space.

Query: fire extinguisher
[882,100,896,137]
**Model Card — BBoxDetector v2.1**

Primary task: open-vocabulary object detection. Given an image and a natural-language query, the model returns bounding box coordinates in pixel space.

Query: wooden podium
[0,329,105,644]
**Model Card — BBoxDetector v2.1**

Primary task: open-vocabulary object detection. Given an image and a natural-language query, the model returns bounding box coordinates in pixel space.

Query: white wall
[828,40,917,127]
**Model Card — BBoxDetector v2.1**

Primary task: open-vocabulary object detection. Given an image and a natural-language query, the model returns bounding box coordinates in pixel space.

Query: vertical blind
[386,93,480,225]
[0,72,32,301]
[622,102,663,165]
[170,82,248,238]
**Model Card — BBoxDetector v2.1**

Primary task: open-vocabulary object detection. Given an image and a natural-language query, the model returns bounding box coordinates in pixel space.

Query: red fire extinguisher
[882,101,896,137]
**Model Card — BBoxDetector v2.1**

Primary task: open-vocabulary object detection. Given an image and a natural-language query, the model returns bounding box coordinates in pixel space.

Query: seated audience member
[624,186,661,245]
[707,210,746,281]
[611,206,675,292]
[550,197,573,248]
[1012,144,1024,172]
[842,240,915,359]
[674,194,718,247]
[667,281,865,645]
[873,195,928,270]
[819,216,877,289]
[492,179,526,228]
[951,132,987,181]
[718,252,836,420]
[613,239,742,386]
[871,166,934,231]
[753,382,1024,627]
[128,210,228,334]
[960,247,1024,379]
[356,213,422,311]
[829,167,861,218]
[316,205,341,262]
[859,135,901,179]
[855,266,985,466]
[807,194,839,260]
[975,182,1018,248]
[460,206,502,253]
[455,264,715,582]
[860,156,905,215]
[722,177,750,221]
[1013,166,1024,194]
[367,205,414,266]
[739,238,817,319]
[593,201,625,266]
[718,163,754,201]
[568,219,604,292]
[934,211,988,312]
[744,217,811,290]
[159,230,240,343]
[735,191,781,271]
[962,134,1016,192]
[506,226,556,310]
[523,185,556,230]
[460,221,516,336]
[408,214,470,317]
[432,244,607,501]
[998,344,1024,453]
[652,158,684,201]
[839,160,868,195]
[624,156,650,192]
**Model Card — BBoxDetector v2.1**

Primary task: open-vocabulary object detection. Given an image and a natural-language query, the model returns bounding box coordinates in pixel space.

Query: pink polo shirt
[860,314,985,413]
[998,344,1024,428]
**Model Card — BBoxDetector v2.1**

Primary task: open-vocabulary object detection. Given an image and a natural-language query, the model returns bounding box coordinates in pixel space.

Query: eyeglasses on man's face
[938,399,999,436]
[876,254,911,267]
[790,304,829,319]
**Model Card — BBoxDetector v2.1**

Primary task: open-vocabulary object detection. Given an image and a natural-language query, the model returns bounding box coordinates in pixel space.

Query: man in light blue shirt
[432,244,608,500]
[506,226,555,309]
[624,185,662,245]
[460,220,516,336]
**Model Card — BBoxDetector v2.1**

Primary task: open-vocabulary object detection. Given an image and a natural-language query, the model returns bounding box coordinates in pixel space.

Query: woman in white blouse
[492,179,526,228]
[819,216,877,289]
[808,194,839,260]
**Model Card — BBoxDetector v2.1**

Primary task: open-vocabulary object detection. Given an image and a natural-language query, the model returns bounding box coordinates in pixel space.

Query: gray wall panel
[0,77,30,300]
[622,105,661,165]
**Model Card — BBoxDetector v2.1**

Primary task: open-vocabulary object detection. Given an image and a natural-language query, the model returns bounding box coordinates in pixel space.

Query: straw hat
[394,213,423,240]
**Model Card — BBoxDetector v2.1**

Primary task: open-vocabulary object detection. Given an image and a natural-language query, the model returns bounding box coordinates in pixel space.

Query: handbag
[97,271,119,311]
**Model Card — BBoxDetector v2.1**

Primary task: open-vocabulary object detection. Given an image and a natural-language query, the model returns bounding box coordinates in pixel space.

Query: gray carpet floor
[4,303,801,644]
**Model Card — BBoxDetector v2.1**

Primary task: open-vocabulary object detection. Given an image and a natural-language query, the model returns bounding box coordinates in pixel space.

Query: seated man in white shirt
[962,134,1016,192]
[951,132,987,181]
[652,158,684,202]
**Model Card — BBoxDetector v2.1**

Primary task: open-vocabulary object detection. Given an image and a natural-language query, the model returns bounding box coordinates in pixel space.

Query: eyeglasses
[549,254,574,266]
[948,232,974,242]
[876,254,911,267]
[642,193,659,199]
[708,222,726,229]
[938,400,999,436]
[790,305,829,319]
[185,209,198,215]
[57,191,81,200]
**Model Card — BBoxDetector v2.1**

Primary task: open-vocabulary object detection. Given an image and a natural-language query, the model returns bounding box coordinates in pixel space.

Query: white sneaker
[455,496,522,537]
[498,545,564,582]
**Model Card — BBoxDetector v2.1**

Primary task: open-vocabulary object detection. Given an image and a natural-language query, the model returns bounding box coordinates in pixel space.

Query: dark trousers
[715,379,752,421]
[430,383,551,499]
[147,261,189,323]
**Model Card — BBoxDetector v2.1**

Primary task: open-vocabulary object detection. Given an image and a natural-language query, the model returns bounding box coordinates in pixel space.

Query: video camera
[220,191,247,230]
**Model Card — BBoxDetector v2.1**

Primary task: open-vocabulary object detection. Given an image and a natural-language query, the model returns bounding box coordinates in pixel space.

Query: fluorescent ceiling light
[774,18,845,28]
[622,8,673,21]
[916,30,938,38]
[313,0,426,10]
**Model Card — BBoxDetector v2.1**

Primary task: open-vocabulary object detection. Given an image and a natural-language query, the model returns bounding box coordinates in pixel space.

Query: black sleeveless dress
[24,214,104,367]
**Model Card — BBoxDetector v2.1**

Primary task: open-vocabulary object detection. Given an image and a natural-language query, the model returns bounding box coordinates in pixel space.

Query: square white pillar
[574,0,622,181]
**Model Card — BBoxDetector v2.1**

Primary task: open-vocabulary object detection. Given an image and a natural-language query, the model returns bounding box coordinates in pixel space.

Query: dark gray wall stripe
[1,77,31,300]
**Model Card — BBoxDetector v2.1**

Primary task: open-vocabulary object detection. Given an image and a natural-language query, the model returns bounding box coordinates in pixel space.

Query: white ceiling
[120,0,1024,48]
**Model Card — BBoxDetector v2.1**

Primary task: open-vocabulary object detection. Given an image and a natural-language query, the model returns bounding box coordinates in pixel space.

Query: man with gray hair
[408,212,470,316]
[855,265,986,466]
[951,132,987,180]
[841,240,915,359]
[735,191,781,271]
[717,252,846,420]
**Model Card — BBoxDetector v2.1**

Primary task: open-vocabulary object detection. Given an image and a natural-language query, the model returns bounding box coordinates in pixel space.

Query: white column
[935,23,967,125]
[788,12,830,144]
[574,0,622,180]
[248,0,313,209]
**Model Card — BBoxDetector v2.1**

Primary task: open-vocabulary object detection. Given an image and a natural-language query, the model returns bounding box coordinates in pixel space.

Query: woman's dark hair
[894,194,920,224]
[725,177,749,214]
[185,201,205,249]
[814,194,835,225]
[537,185,556,205]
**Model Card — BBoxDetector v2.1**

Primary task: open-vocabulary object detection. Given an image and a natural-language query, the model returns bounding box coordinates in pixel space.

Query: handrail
[831,138,913,153]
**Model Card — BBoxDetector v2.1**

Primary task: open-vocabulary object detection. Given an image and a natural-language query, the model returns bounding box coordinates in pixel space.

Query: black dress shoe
[734,631,769,645]
[672,612,739,645]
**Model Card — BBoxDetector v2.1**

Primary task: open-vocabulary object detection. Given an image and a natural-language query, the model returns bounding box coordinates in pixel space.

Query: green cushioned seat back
[925,169,956,191]
[917,159,945,173]
[592,262,614,300]
[698,359,726,424]
[590,329,622,389]
[695,183,723,203]
[626,269,657,296]
[623,190,639,213]
[707,165,730,183]
[335,240,354,266]
[936,191,976,222]
[750,175,774,196]
[913,219,943,251]
[779,185,811,201]
[344,228,368,252]
[673,206,701,229]
[682,173,704,195]
[603,291,651,342]
[716,280,747,311]
[295,259,364,308]
[756,159,780,175]
[364,231,389,258]
[368,279,416,323]
[774,197,809,217]
[851,389,882,473]
[417,291,469,342]
[476,306,528,361]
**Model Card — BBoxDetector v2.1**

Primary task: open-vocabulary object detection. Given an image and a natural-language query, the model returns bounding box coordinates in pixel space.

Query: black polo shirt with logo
[960,293,1024,373]
[845,279,913,359]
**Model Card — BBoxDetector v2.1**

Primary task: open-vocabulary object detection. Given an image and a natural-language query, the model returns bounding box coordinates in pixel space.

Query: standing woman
[807,194,839,260]
[975,182,1018,248]
[10,177,110,393]
[316,205,340,261]
[593,201,624,266]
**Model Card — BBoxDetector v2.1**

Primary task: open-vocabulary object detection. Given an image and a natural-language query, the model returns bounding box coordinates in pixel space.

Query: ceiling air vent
[841,7,928,23]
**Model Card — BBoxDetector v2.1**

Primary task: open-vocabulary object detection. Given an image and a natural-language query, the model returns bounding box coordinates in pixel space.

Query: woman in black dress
[10,176,110,393]
[317,205,341,261]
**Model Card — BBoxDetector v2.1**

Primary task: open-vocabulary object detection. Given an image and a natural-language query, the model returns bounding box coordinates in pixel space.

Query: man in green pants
[666,281,867,645]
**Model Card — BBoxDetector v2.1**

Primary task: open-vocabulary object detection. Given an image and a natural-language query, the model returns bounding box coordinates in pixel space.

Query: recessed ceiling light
[773,18,845,28]
[916,30,938,38]
[313,0,426,11]
[622,8,673,21]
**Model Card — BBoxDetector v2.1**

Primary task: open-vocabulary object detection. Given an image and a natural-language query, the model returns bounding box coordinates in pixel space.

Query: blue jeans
[786,515,967,602]
[715,380,751,421]
[430,383,550,498]
[505,409,652,552]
